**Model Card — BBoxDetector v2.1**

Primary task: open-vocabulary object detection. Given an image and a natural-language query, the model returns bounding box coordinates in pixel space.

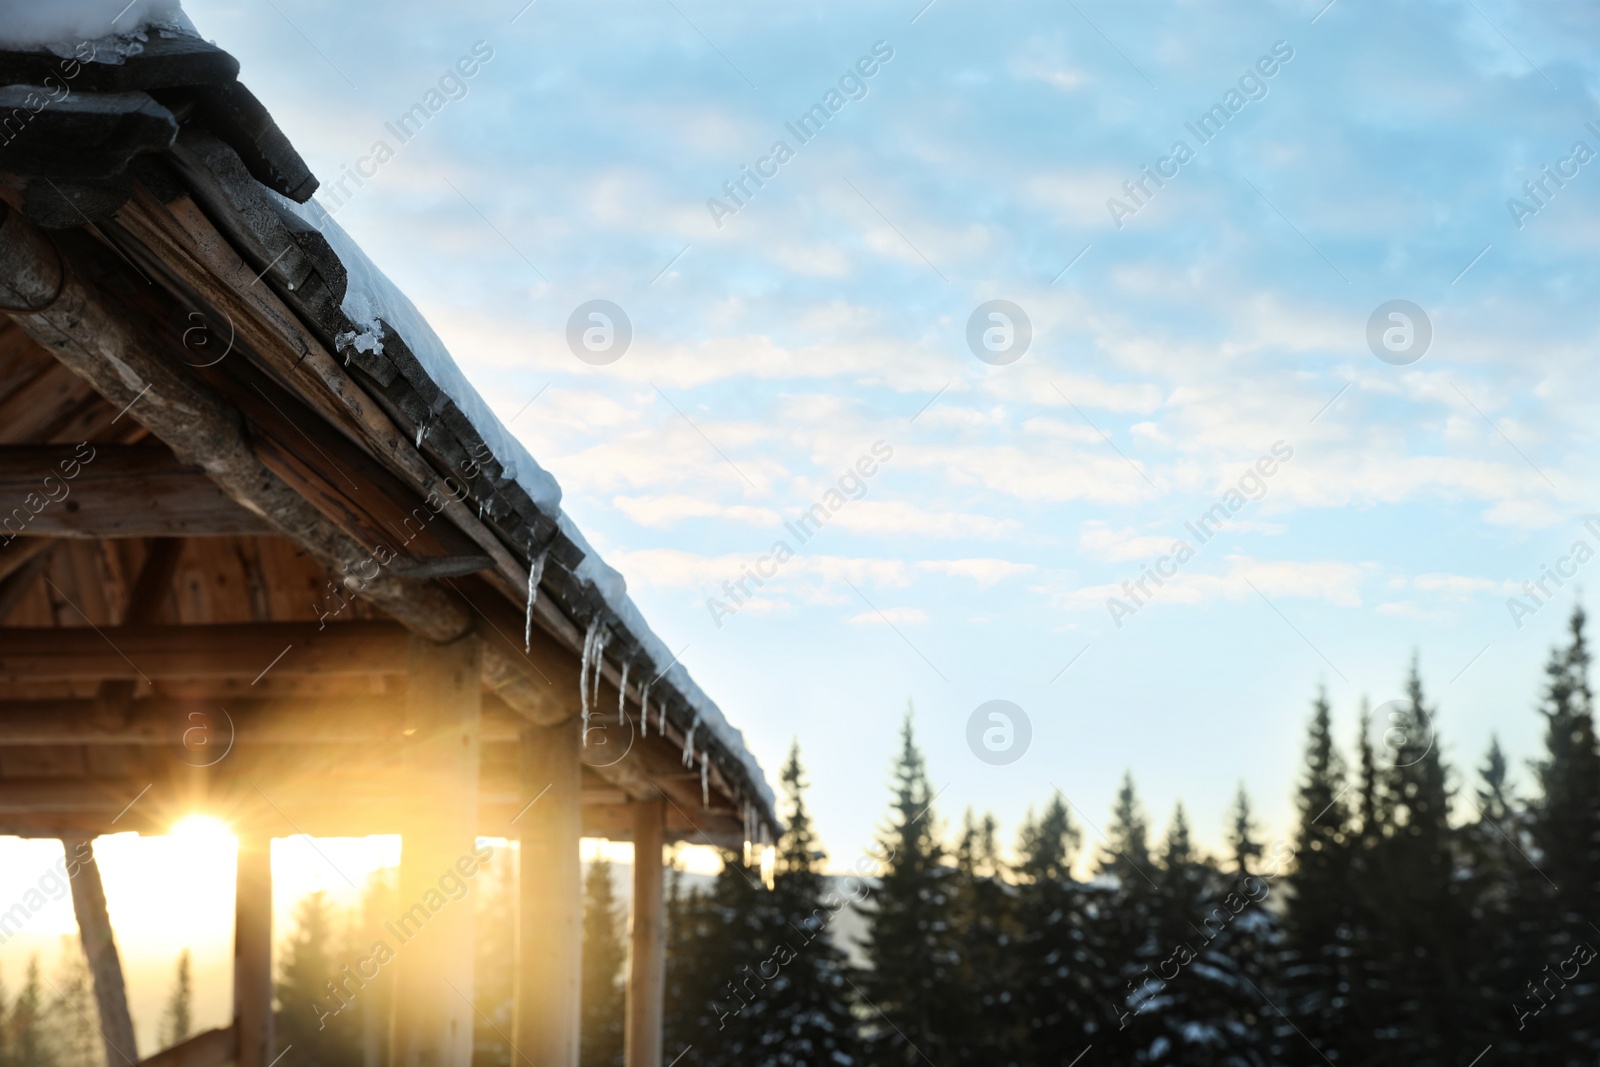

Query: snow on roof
[0,0,192,51]
[277,197,776,815]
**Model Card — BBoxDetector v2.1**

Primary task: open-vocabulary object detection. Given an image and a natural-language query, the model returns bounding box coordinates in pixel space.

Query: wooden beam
[0,697,525,744]
[515,718,583,1067]
[0,446,271,538]
[141,1027,234,1067]
[388,634,481,1067]
[0,539,53,622]
[0,202,474,644]
[99,538,186,713]
[64,837,140,1067]
[625,800,666,1067]
[0,535,55,584]
[0,620,409,681]
[233,835,272,1067]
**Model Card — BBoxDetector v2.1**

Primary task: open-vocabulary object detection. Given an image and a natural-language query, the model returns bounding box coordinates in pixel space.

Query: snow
[0,0,193,50]
[274,193,564,514]
[268,194,773,815]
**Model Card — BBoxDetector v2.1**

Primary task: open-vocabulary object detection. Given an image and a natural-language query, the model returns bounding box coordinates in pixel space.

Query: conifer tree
[159,950,193,1050]
[1279,689,1353,1064]
[7,957,55,1067]
[761,743,863,1067]
[861,712,964,1066]
[1461,738,1548,1057]
[580,857,626,1067]
[1010,796,1091,1067]
[1090,773,1159,1064]
[1527,604,1600,1053]
[1226,783,1264,876]
[1369,661,1469,1064]
[277,891,361,1067]
[661,859,704,1063]
[662,849,773,1066]
[45,941,98,1067]
[1137,805,1270,1066]
[949,810,1017,1066]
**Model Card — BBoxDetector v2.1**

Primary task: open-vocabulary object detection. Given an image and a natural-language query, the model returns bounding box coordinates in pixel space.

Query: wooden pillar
[63,837,138,1067]
[234,832,273,1067]
[514,717,583,1067]
[388,634,482,1067]
[625,799,666,1067]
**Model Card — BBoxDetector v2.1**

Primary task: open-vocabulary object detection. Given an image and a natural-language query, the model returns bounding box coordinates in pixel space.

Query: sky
[8,0,1600,1011]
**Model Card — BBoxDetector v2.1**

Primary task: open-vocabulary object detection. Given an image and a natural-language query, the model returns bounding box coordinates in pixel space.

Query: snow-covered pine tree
[759,742,863,1067]
[860,712,965,1066]
[1010,796,1094,1067]
[1088,772,1159,1065]
[1135,805,1270,1067]
[950,810,1020,1067]
[1366,661,1470,1065]
[1527,605,1600,1055]
[1460,738,1550,1058]
[662,849,774,1067]
[1278,689,1354,1064]
[579,857,626,1067]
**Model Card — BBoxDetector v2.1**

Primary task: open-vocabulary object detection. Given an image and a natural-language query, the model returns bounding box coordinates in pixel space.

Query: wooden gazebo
[0,22,775,1067]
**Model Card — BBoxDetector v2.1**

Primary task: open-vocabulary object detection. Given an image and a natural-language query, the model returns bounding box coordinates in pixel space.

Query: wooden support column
[625,799,667,1067]
[388,634,482,1067]
[233,832,273,1067]
[63,837,138,1067]
[514,717,583,1067]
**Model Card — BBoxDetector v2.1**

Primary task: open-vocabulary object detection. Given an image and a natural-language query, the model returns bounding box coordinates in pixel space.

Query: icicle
[523,545,549,655]
[617,661,629,725]
[590,628,610,718]
[659,698,668,737]
[639,679,651,737]
[415,419,428,447]
[579,618,599,746]
[682,714,699,767]
[700,753,709,807]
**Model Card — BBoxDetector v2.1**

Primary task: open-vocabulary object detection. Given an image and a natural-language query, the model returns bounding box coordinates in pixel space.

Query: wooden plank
[0,620,409,680]
[0,540,54,622]
[139,1027,234,1067]
[389,634,481,1067]
[0,446,271,538]
[99,538,186,711]
[234,834,272,1067]
[625,799,666,1067]
[65,837,140,1066]
[515,719,583,1067]
[0,697,525,744]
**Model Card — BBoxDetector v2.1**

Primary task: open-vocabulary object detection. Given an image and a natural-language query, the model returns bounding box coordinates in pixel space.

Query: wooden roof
[0,32,773,849]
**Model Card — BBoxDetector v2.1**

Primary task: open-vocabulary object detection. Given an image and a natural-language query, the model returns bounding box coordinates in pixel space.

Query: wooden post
[625,799,666,1067]
[63,837,139,1067]
[388,634,482,1067]
[514,717,583,1067]
[234,832,273,1067]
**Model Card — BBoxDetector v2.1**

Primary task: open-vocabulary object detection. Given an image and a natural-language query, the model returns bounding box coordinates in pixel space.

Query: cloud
[848,607,929,625]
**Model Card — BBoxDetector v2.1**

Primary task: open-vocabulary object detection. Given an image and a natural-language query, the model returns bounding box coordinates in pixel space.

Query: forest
[0,607,1595,1067]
